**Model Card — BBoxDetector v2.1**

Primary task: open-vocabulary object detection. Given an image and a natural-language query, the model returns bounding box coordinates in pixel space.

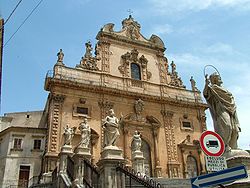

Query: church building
[42,15,207,179]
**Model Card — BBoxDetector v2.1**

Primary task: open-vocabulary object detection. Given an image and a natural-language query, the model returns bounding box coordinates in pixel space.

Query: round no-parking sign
[200,131,225,157]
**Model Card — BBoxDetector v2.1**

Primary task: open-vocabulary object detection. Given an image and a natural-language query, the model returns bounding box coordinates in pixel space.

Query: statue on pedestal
[102,109,120,147]
[78,118,91,148]
[56,49,65,65]
[63,124,75,146]
[132,131,142,151]
[203,72,241,152]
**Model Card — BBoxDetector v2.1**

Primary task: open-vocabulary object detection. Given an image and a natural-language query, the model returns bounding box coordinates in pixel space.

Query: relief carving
[129,99,145,122]
[49,95,65,152]
[161,109,178,162]
[122,15,140,40]
[97,40,111,72]
[119,49,151,81]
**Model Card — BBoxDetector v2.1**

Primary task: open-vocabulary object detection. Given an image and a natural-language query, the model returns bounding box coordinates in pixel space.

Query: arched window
[131,63,141,80]
[186,155,198,178]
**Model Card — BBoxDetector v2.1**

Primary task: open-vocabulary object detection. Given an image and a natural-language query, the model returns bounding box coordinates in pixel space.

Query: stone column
[153,128,162,177]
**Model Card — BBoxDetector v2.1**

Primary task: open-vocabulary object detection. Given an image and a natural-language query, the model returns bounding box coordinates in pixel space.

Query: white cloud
[152,24,173,35]
[149,0,250,14]
[203,42,234,54]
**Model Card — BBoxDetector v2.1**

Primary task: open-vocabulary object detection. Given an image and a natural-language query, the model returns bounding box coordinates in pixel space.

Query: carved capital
[161,110,174,118]
[98,100,114,111]
[52,94,65,103]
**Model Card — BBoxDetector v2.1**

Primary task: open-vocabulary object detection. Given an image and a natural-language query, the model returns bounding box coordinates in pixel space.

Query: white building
[0,111,47,188]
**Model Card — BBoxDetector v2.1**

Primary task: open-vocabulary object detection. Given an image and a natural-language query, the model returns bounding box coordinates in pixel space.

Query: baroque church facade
[42,15,207,179]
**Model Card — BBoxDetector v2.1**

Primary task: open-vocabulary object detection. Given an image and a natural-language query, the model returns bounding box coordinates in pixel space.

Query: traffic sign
[200,131,225,157]
[205,156,227,172]
[190,165,248,188]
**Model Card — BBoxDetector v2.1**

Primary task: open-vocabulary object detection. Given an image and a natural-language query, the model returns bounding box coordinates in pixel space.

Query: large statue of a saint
[78,118,91,148]
[102,109,120,147]
[203,73,240,151]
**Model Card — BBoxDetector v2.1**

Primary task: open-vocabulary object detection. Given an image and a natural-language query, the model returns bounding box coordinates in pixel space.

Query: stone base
[227,155,250,173]
[61,144,73,153]
[74,146,91,156]
[132,150,144,159]
[101,146,124,160]
[224,149,249,159]
[225,155,250,187]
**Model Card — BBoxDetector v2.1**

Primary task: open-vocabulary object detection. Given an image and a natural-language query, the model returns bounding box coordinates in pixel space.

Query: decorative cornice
[46,77,207,109]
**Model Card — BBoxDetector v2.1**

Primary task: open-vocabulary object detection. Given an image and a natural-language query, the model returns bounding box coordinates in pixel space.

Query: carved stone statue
[78,118,91,148]
[57,49,64,65]
[203,73,240,151]
[84,41,93,58]
[190,76,198,91]
[63,124,75,146]
[132,131,142,151]
[102,109,120,147]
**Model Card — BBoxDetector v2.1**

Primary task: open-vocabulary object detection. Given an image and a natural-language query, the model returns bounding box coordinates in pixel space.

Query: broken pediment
[97,15,165,50]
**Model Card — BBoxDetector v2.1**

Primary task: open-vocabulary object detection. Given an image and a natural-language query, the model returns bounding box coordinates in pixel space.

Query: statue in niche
[102,109,120,147]
[63,124,75,146]
[56,49,64,65]
[132,130,142,151]
[203,72,241,151]
[78,118,91,148]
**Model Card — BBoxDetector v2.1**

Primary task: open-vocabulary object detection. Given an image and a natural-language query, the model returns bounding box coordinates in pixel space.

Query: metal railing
[82,159,100,188]
[116,163,162,188]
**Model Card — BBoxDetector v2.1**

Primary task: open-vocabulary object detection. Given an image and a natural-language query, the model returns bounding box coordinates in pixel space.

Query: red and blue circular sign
[200,131,225,157]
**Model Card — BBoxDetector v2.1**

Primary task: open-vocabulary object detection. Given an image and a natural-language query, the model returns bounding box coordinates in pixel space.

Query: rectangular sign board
[205,156,227,172]
[191,165,248,188]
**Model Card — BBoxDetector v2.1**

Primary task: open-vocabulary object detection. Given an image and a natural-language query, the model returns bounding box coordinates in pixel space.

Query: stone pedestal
[72,146,91,187]
[59,145,73,173]
[100,146,123,160]
[225,155,250,187]
[97,146,125,188]
[132,150,145,175]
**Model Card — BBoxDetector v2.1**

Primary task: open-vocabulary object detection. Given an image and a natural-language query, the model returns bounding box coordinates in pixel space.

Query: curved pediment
[98,15,165,50]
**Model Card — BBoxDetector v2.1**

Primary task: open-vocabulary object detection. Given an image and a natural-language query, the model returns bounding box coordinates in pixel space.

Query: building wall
[43,16,207,178]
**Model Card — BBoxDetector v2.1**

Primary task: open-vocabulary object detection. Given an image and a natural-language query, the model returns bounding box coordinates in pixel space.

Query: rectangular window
[33,140,41,150]
[14,138,22,149]
[76,107,88,115]
[182,121,191,128]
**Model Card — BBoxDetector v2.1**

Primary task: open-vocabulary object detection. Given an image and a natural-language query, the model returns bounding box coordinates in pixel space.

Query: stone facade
[43,16,207,179]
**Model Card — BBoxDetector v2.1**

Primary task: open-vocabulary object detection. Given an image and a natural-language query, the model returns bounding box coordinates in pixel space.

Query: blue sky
[1,0,250,149]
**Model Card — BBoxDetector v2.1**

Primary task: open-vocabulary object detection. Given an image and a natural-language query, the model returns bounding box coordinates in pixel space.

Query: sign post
[191,165,248,188]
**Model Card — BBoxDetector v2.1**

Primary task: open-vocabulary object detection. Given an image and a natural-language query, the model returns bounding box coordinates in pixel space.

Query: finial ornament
[56,49,65,65]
